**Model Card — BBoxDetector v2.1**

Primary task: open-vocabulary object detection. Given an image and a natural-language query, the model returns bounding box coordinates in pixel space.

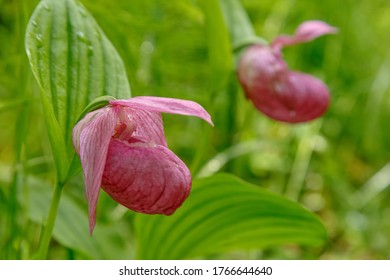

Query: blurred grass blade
[25,0,131,180]
[190,0,233,175]
[197,140,261,177]
[135,173,327,259]
[0,98,34,113]
[219,0,266,52]
[198,0,232,91]
[352,162,390,208]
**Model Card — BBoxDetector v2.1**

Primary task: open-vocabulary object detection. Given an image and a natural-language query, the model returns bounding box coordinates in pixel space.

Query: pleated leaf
[135,173,327,259]
[25,0,131,181]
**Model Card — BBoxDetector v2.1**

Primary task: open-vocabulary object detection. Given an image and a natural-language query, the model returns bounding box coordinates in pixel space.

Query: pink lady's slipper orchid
[238,20,338,123]
[72,96,213,234]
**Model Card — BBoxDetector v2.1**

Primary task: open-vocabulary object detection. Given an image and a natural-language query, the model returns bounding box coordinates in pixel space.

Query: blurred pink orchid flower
[72,96,213,234]
[238,20,338,123]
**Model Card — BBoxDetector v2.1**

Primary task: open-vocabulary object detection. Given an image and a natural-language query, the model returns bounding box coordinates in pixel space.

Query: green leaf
[25,0,131,179]
[135,173,327,259]
[26,177,132,259]
[198,0,233,91]
[219,0,266,53]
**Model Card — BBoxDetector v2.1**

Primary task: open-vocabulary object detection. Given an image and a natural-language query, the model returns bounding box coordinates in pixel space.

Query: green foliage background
[1,0,390,259]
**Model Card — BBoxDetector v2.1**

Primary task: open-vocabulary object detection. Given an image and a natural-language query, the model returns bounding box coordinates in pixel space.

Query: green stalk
[191,0,233,176]
[198,0,232,92]
[5,0,32,259]
[35,182,64,259]
[219,0,266,53]
[32,93,69,259]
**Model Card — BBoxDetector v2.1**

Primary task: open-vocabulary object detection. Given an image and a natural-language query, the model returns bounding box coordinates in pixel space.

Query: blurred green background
[1,0,390,259]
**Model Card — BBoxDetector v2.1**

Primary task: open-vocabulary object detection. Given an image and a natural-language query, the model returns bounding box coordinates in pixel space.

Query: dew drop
[32,20,38,27]
[140,41,154,55]
[88,45,94,56]
[36,33,43,42]
[43,4,50,11]
[76,31,86,42]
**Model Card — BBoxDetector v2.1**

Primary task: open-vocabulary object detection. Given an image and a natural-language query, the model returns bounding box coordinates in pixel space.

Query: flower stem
[35,182,64,259]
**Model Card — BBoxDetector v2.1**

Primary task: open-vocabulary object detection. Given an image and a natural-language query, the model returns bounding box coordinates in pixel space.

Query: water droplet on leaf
[88,45,94,56]
[76,31,86,42]
[140,41,155,55]
[36,33,43,42]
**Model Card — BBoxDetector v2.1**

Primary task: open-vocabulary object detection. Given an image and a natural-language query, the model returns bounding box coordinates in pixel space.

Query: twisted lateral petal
[110,96,213,126]
[124,108,167,147]
[72,108,112,154]
[101,138,191,215]
[272,20,338,49]
[78,106,119,234]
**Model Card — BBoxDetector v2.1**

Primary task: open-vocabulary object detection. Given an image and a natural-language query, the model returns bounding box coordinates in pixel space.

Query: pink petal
[110,96,213,126]
[77,106,119,234]
[101,138,191,215]
[72,108,111,155]
[272,20,338,49]
[122,108,167,147]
